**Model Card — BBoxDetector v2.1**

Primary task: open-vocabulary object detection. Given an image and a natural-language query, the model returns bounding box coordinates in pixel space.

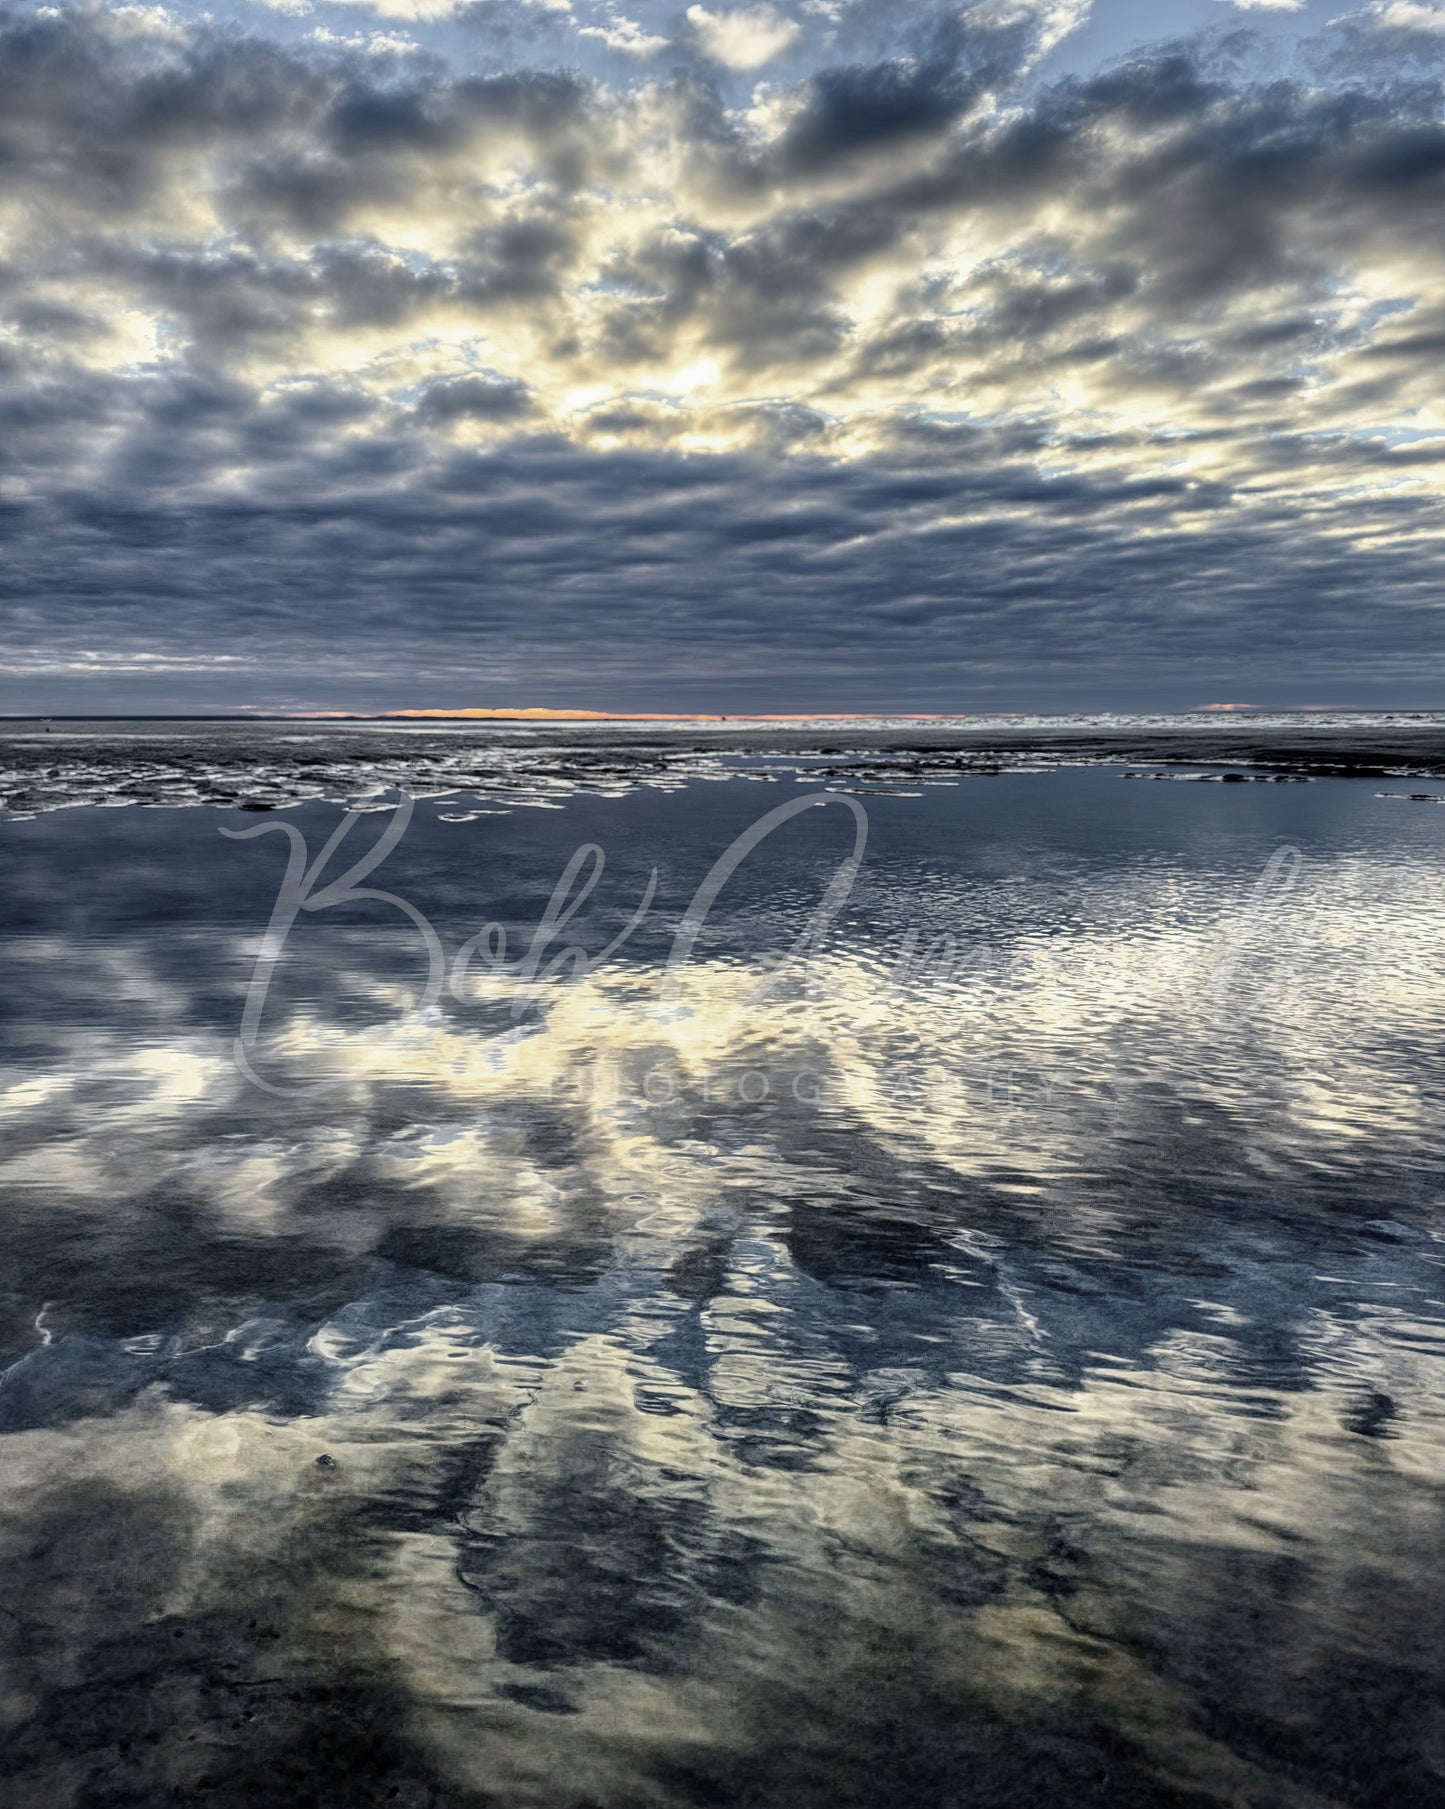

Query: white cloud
[973,0,1092,56]
[308,24,422,51]
[1218,0,1305,11]
[578,9,670,53]
[1367,0,1445,27]
[107,4,189,36]
[269,0,466,18]
[685,3,802,69]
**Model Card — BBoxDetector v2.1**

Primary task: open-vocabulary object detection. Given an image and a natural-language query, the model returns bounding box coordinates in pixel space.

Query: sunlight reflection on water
[1,769,1443,1805]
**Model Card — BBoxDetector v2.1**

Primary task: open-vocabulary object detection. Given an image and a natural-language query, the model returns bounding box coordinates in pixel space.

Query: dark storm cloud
[417,373,536,421]
[0,1,1443,710]
[762,0,1082,176]
[4,396,1442,707]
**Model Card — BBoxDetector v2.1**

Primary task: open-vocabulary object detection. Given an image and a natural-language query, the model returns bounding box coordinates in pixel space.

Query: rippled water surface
[2,744,1444,1807]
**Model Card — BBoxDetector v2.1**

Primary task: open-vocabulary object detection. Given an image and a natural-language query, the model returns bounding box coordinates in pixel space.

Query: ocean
[2,717,1444,1806]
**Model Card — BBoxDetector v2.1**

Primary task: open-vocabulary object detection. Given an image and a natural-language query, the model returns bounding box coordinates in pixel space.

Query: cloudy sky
[1,0,1442,714]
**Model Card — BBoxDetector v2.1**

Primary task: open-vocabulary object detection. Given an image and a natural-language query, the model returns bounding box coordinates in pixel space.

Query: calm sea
[2,722,1443,1806]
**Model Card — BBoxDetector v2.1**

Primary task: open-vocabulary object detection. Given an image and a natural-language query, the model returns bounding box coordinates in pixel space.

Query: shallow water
[2,756,1443,1806]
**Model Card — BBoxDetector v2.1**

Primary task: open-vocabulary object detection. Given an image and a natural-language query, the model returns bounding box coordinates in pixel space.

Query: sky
[1,0,1443,715]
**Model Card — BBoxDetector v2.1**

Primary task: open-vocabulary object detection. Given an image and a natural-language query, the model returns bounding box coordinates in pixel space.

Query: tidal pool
[1,755,1443,1806]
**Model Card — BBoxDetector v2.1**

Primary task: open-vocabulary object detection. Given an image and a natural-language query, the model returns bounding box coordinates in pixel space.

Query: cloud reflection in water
[1,772,1443,1805]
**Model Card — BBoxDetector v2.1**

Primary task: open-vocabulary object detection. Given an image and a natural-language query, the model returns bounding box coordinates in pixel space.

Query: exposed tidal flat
[3,711,1445,817]
[1,723,1443,1806]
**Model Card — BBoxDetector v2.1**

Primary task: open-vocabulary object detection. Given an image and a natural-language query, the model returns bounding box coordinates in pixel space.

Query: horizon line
[357,703,1361,722]
[376,708,965,722]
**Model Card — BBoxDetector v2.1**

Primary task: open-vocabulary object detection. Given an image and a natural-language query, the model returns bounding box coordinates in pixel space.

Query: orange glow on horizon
[379,708,958,722]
